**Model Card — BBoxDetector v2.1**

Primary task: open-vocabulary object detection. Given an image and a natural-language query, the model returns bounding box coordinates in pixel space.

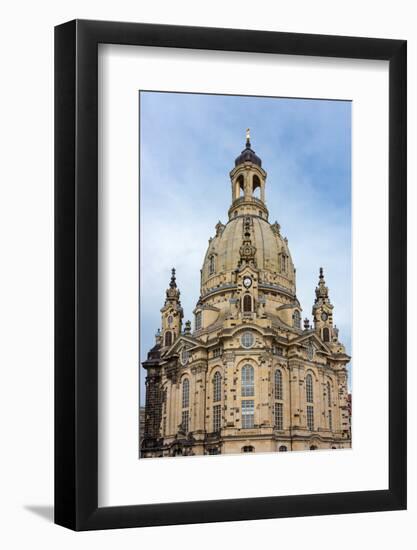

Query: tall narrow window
[327,381,332,407]
[243,294,252,312]
[163,389,167,414]
[208,255,215,275]
[274,402,283,430]
[181,410,189,433]
[213,371,221,402]
[274,369,283,400]
[195,311,202,331]
[307,405,314,431]
[293,310,301,329]
[182,378,189,409]
[241,400,255,429]
[241,365,254,397]
[328,409,333,431]
[306,374,314,403]
[164,330,172,347]
[280,254,287,273]
[213,404,221,432]
[323,327,330,342]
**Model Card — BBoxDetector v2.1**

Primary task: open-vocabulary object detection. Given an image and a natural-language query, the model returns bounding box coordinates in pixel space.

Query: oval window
[241,331,254,349]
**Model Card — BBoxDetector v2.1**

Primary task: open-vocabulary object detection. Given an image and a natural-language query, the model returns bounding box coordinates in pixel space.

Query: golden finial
[246,128,250,141]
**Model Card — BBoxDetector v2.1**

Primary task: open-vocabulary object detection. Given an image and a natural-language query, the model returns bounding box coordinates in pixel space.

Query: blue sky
[139,91,351,404]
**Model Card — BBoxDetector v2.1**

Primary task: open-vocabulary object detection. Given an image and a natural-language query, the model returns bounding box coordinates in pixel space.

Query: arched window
[243,294,252,312]
[195,311,202,331]
[242,445,255,453]
[241,365,254,397]
[236,174,244,198]
[213,371,221,402]
[182,378,189,409]
[274,369,283,400]
[279,445,287,452]
[208,255,216,275]
[164,330,172,347]
[293,310,301,329]
[306,374,313,403]
[323,327,330,342]
[310,445,318,450]
[327,381,332,407]
[280,253,287,273]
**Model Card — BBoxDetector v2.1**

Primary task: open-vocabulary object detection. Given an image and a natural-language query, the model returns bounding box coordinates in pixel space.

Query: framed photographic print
[55,20,407,530]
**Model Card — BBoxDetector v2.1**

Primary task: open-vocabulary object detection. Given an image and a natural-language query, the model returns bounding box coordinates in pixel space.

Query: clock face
[243,276,252,288]
[321,312,328,321]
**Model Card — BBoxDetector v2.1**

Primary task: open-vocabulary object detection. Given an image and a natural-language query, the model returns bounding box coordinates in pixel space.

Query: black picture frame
[55,19,407,531]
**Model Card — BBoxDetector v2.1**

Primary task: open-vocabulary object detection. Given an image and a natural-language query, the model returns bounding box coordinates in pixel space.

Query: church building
[141,132,351,457]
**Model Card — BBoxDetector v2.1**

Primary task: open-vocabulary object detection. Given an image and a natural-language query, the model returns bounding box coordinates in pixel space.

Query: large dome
[201,215,296,298]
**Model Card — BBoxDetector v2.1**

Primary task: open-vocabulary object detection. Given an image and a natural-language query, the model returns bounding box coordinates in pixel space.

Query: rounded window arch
[323,327,330,342]
[243,294,252,313]
[242,445,255,453]
[236,174,244,197]
[182,378,190,409]
[164,330,172,347]
[274,369,283,400]
[293,309,301,329]
[208,254,216,276]
[213,371,221,402]
[195,311,202,331]
[280,251,287,273]
[306,373,314,403]
[278,445,287,452]
[252,174,261,198]
[310,445,318,450]
[241,364,254,397]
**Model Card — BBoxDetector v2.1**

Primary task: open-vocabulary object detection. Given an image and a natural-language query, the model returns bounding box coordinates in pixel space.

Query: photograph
[139,91,352,458]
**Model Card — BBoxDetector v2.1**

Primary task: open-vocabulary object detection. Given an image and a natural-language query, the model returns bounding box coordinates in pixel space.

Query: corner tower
[160,268,183,349]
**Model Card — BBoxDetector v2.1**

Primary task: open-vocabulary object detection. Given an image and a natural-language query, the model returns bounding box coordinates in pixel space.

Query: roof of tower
[234,129,262,168]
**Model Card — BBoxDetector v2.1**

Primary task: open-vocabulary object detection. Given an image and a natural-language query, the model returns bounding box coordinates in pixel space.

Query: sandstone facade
[141,133,351,458]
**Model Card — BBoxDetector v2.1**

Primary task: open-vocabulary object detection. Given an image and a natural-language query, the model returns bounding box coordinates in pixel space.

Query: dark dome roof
[234,137,262,167]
